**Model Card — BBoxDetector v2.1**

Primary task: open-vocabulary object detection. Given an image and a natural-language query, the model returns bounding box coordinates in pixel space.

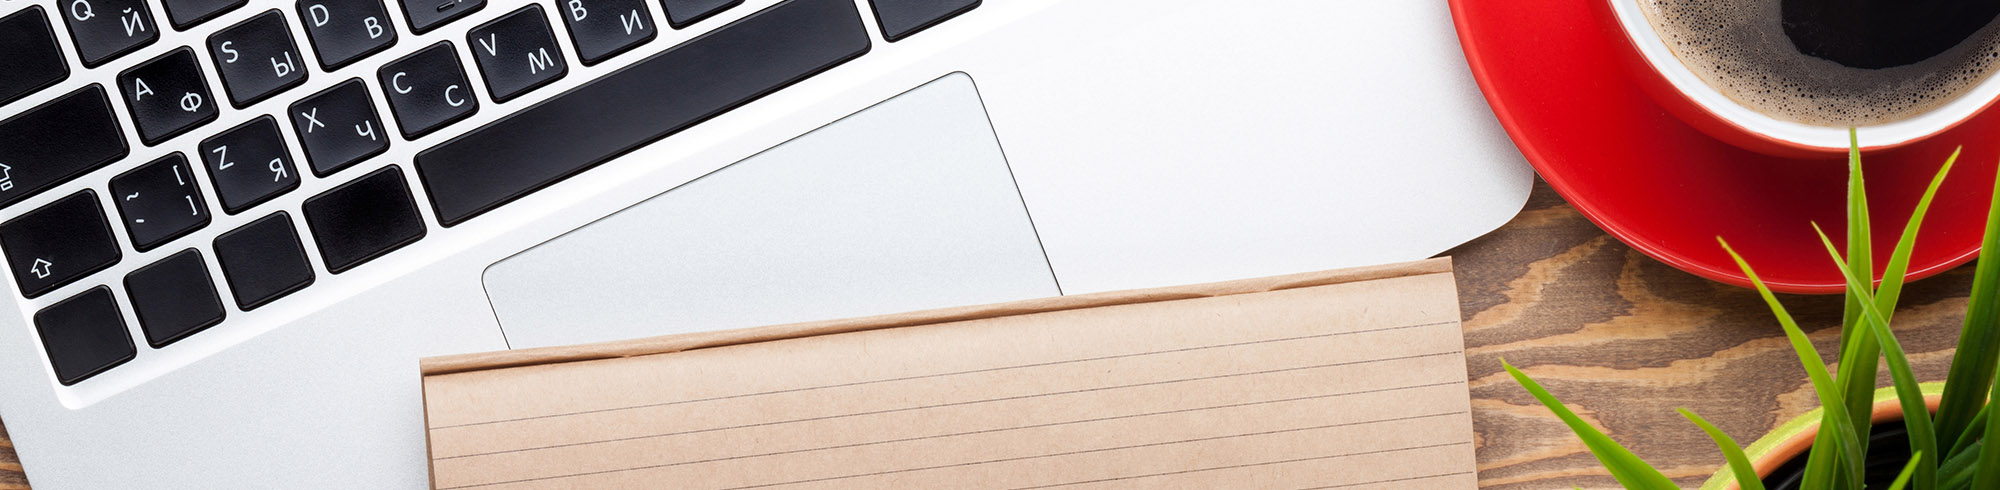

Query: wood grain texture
[0,418,21,490]
[0,179,1976,489]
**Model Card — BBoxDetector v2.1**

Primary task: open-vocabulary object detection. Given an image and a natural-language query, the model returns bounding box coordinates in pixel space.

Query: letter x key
[289,79,389,176]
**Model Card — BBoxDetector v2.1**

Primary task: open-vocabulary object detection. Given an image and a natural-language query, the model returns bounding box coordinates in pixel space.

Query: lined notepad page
[423,270,1476,489]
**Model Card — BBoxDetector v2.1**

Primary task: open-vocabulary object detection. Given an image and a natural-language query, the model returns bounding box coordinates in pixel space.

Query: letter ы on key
[209,11,308,107]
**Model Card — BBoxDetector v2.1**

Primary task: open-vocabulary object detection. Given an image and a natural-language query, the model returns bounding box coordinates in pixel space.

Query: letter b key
[297,0,399,70]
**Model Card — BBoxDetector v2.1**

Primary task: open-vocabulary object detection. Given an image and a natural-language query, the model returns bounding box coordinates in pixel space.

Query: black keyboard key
[116,47,219,145]
[161,0,244,30]
[35,286,134,385]
[124,249,225,347]
[213,212,313,310]
[468,5,567,103]
[290,79,389,176]
[58,0,159,66]
[399,0,483,34]
[299,0,398,70]
[0,85,126,211]
[109,153,209,251]
[380,43,477,139]
[0,7,69,107]
[660,0,738,29]
[868,0,976,42]
[557,0,656,64]
[0,191,120,299]
[199,116,300,214]
[208,10,308,108]
[418,0,870,226]
[302,166,423,273]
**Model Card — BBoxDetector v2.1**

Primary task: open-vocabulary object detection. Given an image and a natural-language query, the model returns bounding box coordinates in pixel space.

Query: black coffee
[1642,0,2000,126]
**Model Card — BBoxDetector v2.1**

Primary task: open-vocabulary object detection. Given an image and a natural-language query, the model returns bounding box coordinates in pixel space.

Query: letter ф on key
[118,47,220,145]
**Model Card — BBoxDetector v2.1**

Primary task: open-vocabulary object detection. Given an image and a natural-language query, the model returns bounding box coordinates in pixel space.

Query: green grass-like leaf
[1832,129,1882,483]
[1889,453,1926,490]
[1681,408,1766,490]
[1938,438,1979,490]
[1721,237,1865,489]
[1813,224,1940,490]
[1968,159,2000,490]
[1871,147,1956,358]
[1501,359,1679,490]
[1934,154,2000,457]
[1948,404,1987,458]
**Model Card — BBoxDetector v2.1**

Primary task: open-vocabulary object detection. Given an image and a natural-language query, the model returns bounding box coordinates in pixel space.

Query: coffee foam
[1640,0,2000,127]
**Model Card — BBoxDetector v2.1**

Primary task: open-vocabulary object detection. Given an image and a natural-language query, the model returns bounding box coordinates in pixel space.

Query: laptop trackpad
[481,73,1059,349]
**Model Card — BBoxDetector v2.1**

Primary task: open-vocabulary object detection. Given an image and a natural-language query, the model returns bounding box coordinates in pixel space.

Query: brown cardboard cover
[421,257,1475,489]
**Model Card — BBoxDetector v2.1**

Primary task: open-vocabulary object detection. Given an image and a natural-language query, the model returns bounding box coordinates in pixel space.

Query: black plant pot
[1761,420,1918,490]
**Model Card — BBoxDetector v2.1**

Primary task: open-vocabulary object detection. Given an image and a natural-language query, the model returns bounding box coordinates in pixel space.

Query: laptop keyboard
[418,0,869,226]
[0,0,980,386]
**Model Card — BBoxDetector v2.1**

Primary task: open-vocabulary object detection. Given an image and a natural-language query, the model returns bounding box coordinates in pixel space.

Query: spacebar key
[415,0,871,226]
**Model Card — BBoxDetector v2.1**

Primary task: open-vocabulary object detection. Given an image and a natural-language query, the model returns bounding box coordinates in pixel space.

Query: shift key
[0,191,122,298]
[0,85,130,211]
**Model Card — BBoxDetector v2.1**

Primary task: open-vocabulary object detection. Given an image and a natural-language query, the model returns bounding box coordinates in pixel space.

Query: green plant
[1505,129,2000,490]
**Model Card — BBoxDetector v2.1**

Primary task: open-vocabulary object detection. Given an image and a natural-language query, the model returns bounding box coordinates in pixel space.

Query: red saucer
[1450,0,1999,294]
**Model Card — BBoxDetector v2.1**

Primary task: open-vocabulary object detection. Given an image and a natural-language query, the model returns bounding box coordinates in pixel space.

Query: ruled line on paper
[1002,442,1475,490]
[430,319,1462,430]
[443,377,1465,463]
[718,430,1473,490]
[1293,471,1479,490]
[443,410,1470,489]
[440,351,1464,461]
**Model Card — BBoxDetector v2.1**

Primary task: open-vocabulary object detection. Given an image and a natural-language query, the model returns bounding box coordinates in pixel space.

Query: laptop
[0,0,1531,487]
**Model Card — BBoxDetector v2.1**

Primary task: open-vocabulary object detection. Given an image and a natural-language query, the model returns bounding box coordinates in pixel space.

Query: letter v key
[478,33,498,56]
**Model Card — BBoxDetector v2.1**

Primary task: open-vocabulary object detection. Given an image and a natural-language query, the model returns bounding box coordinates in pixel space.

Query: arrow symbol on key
[29,259,50,279]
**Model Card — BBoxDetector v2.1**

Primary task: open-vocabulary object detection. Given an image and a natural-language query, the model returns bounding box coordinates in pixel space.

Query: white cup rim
[1607,0,2000,151]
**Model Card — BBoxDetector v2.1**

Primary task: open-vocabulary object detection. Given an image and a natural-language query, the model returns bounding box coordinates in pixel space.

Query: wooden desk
[0,180,1977,489]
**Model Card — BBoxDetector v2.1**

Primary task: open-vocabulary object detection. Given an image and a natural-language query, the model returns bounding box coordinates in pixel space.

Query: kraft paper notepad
[419,257,1477,489]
